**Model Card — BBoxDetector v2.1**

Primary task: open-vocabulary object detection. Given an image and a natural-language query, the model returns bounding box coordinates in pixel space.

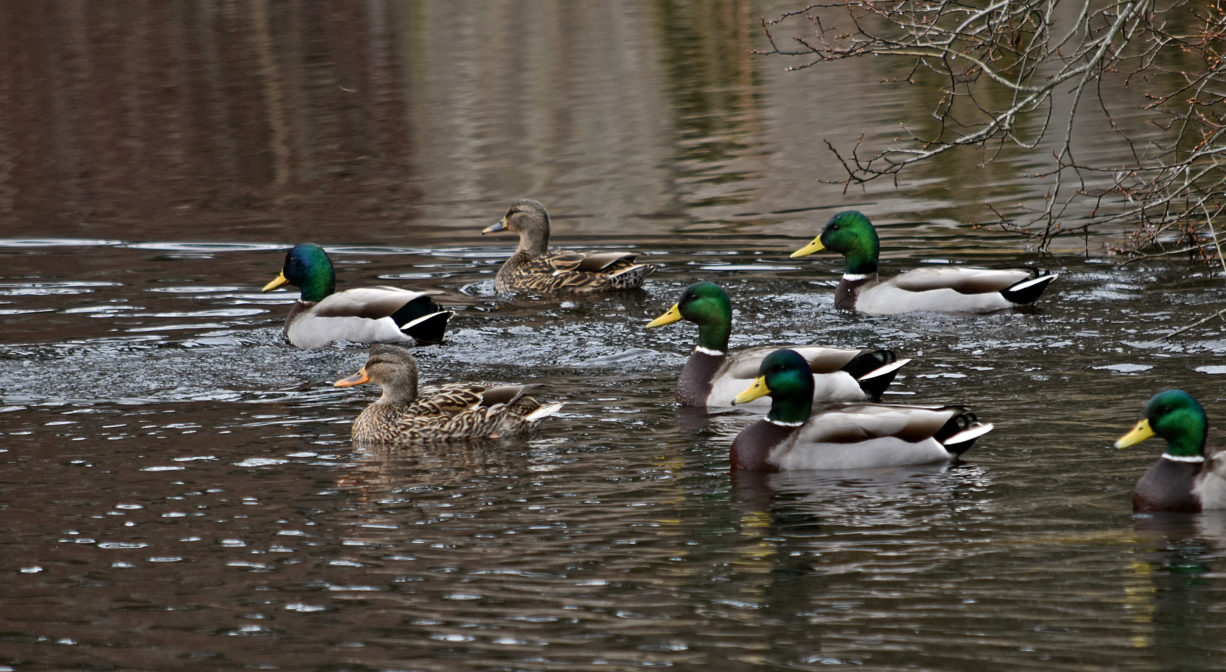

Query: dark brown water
[2,2,1225,670]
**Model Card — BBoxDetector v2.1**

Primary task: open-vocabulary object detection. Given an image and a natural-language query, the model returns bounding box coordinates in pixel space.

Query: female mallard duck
[645,281,909,407]
[729,349,992,471]
[334,345,563,443]
[790,210,1057,314]
[262,243,453,349]
[481,199,655,294]
[1115,389,1226,512]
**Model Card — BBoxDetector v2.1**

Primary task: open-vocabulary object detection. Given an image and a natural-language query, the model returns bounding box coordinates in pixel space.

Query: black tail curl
[841,349,901,401]
[392,295,452,344]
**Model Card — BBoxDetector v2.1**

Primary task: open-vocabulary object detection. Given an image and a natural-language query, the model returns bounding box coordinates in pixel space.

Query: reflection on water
[3,1,1226,670]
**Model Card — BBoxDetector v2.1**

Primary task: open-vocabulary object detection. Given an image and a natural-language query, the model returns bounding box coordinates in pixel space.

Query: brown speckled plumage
[334,345,562,444]
[483,199,654,294]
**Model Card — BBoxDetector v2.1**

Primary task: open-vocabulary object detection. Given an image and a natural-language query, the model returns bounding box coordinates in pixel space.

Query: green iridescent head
[734,349,815,424]
[1115,389,1207,457]
[262,243,337,303]
[645,282,733,352]
[790,210,880,275]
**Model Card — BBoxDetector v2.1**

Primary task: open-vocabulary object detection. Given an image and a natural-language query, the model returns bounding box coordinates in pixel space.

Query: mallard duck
[481,199,655,293]
[1115,389,1226,512]
[334,345,563,443]
[729,349,992,471]
[262,243,454,349]
[645,281,909,407]
[789,210,1057,314]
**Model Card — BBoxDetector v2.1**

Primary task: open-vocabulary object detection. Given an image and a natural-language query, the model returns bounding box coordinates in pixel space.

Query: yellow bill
[333,368,371,388]
[1115,418,1154,449]
[645,303,683,329]
[733,376,771,405]
[789,237,826,259]
[262,271,289,292]
[482,218,507,235]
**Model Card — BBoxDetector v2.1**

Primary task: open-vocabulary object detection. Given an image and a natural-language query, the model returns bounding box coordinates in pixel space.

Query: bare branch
[757,1,1226,257]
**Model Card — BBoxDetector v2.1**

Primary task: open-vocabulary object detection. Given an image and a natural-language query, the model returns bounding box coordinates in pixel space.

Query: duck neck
[695,318,731,355]
[299,267,335,303]
[378,376,419,406]
[517,218,550,257]
[766,384,814,426]
[1164,422,1207,460]
[677,348,723,406]
[842,247,879,277]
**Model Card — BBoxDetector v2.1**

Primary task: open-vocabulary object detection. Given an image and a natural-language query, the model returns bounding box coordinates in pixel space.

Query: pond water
[2,2,1225,670]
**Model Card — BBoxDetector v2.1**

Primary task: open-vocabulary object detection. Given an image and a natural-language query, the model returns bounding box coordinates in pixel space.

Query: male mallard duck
[481,199,655,293]
[729,349,992,471]
[334,345,563,443]
[645,281,909,407]
[790,210,1057,314]
[262,243,453,349]
[1115,389,1226,512]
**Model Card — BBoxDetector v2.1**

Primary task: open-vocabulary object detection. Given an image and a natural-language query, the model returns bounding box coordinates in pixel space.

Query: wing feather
[888,267,1034,293]
[312,287,434,319]
[499,250,653,293]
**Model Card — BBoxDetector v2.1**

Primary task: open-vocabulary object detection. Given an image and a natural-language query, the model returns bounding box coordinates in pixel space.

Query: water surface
[1,2,1224,670]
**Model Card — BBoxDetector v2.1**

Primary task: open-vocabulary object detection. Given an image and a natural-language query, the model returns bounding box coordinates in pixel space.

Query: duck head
[733,349,815,425]
[1116,389,1208,458]
[334,344,421,405]
[483,199,550,256]
[790,210,880,276]
[645,281,733,353]
[262,243,336,303]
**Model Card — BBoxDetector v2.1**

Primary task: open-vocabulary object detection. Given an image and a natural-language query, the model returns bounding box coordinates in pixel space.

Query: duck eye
[830,224,840,230]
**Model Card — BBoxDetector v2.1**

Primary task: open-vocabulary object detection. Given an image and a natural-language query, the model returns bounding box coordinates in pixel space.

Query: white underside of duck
[850,267,1046,315]
[763,404,988,470]
[285,287,446,349]
[855,283,1013,314]
[287,313,414,349]
[768,435,955,471]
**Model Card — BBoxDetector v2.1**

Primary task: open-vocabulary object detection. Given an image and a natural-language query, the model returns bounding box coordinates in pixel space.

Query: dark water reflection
[2,2,1226,671]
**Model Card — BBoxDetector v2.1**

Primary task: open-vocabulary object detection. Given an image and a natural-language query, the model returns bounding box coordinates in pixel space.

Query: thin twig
[1161,308,1226,340]
[754,0,1226,250]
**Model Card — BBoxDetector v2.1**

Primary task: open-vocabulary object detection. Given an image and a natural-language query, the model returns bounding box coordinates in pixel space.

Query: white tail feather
[609,264,654,279]
[401,310,453,331]
[857,357,911,381]
[944,422,994,446]
[1009,273,1058,292]
[525,402,564,423]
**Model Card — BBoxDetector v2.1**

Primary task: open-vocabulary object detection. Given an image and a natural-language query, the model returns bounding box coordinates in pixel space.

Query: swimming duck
[789,210,1057,314]
[262,243,453,349]
[334,345,563,443]
[645,281,909,407]
[730,349,992,471]
[1115,389,1226,512]
[481,199,655,294]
